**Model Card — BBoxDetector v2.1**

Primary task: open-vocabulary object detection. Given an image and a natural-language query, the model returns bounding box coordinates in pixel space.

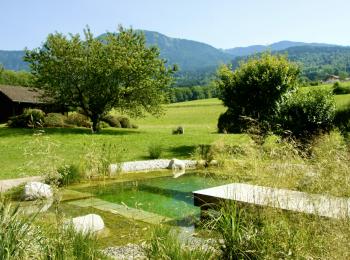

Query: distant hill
[0,50,27,71]
[98,30,232,72]
[231,45,350,81]
[225,40,337,57]
[0,31,348,84]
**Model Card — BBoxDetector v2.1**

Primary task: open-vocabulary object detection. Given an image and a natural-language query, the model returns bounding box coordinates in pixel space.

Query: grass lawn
[1,94,350,180]
[0,99,248,180]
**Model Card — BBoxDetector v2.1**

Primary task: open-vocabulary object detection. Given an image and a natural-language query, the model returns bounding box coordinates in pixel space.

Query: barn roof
[0,85,47,104]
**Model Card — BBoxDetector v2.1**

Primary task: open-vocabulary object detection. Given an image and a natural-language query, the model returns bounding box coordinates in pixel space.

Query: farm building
[0,85,57,123]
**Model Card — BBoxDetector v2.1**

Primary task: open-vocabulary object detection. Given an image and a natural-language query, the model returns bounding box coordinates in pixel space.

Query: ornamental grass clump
[148,143,163,159]
[144,225,216,260]
[0,198,43,260]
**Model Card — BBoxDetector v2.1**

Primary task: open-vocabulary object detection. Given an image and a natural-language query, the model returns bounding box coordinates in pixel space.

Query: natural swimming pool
[69,171,229,224]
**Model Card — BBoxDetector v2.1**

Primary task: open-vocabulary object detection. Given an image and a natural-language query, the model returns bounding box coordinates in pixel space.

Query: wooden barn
[0,85,54,123]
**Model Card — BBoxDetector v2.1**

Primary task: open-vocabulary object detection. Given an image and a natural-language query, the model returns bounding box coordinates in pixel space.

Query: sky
[1,0,349,50]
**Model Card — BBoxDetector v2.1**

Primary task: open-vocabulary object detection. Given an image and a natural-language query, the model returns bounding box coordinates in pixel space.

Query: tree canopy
[217,53,300,133]
[25,27,174,132]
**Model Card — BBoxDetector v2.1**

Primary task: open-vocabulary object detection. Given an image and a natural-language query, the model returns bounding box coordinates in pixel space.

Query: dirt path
[0,176,42,192]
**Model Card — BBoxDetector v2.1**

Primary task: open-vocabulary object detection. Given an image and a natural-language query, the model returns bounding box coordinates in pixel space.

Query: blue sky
[1,0,349,50]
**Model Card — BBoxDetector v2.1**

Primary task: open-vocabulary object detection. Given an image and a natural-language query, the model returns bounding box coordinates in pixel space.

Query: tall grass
[205,202,261,259]
[144,225,216,260]
[0,198,42,259]
[201,130,350,259]
[0,198,107,260]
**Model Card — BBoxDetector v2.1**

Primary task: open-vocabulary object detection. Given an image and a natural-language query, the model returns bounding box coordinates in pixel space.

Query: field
[1,92,350,180]
[0,99,247,180]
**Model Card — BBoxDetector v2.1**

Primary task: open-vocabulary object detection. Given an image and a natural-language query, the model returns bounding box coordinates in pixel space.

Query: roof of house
[0,85,47,104]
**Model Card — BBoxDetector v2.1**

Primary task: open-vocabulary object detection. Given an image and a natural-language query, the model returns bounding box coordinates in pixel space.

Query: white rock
[168,158,186,171]
[24,181,53,200]
[109,164,119,175]
[69,214,104,234]
[208,160,218,167]
[108,159,197,174]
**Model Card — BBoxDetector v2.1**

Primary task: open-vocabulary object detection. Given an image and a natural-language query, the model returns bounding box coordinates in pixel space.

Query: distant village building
[324,75,340,84]
[0,85,59,123]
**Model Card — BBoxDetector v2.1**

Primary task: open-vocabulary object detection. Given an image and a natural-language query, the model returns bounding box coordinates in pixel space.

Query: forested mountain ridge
[0,50,27,71]
[0,30,349,84]
[225,40,337,56]
[231,46,350,81]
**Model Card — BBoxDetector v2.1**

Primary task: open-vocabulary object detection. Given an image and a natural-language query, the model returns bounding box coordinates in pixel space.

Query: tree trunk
[91,114,101,133]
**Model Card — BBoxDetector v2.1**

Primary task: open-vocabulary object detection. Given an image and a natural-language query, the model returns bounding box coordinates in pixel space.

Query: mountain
[225,40,337,57]
[0,31,349,84]
[231,45,350,81]
[99,30,233,72]
[0,50,27,71]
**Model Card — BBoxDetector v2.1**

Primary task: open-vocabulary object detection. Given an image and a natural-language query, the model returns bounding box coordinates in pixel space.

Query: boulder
[168,158,185,171]
[208,160,218,167]
[24,181,53,200]
[69,214,104,233]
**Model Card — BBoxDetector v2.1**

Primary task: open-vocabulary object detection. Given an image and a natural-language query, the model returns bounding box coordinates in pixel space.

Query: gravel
[103,244,146,260]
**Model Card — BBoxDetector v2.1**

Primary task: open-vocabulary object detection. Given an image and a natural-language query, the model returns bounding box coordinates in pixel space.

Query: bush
[148,144,163,159]
[117,116,131,128]
[7,108,45,128]
[65,113,91,128]
[102,115,121,128]
[278,89,336,138]
[57,164,84,186]
[217,109,246,133]
[334,106,350,132]
[99,121,110,128]
[172,126,184,134]
[332,82,350,95]
[217,53,299,133]
[44,113,66,127]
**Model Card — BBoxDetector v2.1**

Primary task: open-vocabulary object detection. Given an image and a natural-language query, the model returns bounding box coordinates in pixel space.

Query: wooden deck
[193,183,350,219]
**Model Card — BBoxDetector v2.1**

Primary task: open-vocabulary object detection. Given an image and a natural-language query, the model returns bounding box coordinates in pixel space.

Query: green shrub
[148,143,163,159]
[172,126,184,134]
[65,113,91,128]
[334,106,350,132]
[217,53,299,133]
[332,82,350,95]
[7,108,45,128]
[99,121,110,128]
[102,115,121,128]
[44,113,66,127]
[57,164,84,186]
[217,109,248,133]
[278,89,336,138]
[118,116,132,128]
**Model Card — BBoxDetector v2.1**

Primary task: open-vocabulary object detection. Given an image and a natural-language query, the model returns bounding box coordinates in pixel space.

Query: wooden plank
[193,183,350,219]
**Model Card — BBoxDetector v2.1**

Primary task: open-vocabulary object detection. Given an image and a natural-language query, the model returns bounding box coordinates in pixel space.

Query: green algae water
[73,172,228,221]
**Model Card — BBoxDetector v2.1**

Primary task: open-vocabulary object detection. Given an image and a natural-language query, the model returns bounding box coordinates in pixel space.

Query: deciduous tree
[25,26,174,132]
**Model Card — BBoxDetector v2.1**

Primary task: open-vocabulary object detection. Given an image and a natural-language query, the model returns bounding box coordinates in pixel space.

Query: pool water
[73,172,229,221]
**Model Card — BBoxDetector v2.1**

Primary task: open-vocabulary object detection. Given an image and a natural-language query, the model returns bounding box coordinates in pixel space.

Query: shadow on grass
[0,126,142,137]
[168,145,196,158]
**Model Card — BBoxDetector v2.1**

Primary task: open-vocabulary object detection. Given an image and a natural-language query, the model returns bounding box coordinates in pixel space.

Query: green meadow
[0,99,246,180]
[1,93,350,180]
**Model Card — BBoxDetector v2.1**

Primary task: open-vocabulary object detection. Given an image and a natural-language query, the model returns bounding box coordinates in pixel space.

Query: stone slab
[67,198,172,224]
[0,176,42,192]
[193,183,350,219]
